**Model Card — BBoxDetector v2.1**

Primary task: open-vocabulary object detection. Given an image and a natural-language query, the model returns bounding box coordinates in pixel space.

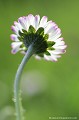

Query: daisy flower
[10,14,67,62]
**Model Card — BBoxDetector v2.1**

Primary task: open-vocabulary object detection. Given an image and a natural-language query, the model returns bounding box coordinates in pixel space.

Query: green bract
[18,25,55,56]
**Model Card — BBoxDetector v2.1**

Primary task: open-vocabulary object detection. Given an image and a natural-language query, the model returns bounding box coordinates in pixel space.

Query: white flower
[10,14,67,62]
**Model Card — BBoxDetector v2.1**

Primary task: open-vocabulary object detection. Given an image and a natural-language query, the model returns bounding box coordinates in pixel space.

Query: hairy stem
[14,45,34,120]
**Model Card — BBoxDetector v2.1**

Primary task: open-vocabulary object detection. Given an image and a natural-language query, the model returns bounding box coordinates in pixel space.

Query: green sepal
[36,27,44,36]
[18,36,23,41]
[45,51,50,56]
[19,31,24,36]
[22,29,27,34]
[38,53,44,57]
[47,47,55,50]
[28,25,36,34]
[44,34,49,41]
[47,41,55,47]
[18,31,25,41]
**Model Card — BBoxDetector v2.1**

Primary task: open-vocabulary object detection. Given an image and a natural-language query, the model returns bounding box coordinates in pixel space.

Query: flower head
[10,14,67,62]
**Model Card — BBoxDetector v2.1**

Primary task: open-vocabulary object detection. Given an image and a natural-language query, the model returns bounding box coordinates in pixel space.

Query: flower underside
[18,25,55,57]
[11,14,67,61]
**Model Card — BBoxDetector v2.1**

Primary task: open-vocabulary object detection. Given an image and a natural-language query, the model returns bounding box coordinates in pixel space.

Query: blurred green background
[0,0,79,120]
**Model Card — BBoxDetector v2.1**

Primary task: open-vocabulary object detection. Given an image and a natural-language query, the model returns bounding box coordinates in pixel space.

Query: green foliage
[0,0,79,120]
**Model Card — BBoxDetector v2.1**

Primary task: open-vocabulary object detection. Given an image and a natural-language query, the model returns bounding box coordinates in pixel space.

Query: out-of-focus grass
[0,0,79,120]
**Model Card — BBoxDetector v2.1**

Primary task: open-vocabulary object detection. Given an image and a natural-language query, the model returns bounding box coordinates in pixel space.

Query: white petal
[48,28,61,41]
[44,54,57,62]
[34,15,40,30]
[28,14,35,27]
[51,54,61,59]
[53,45,67,49]
[14,21,23,32]
[20,51,26,54]
[44,22,57,34]
[11,42,23,54]
[10,34,19,41]
[56,37,63,41]
[49,28,61,37]
[39,16,48,28]
[35,55,41,60]
[54,39,65,46]
[11,42,22,49]
[44,54,51,61]
[11,26,19,35]
[11,47,20,54]
[47,49,64,55]
[47,50,61,58]
[25,16,30,30]
[18,17,27,30]
[53,38,67,49]
[44,20,52,28]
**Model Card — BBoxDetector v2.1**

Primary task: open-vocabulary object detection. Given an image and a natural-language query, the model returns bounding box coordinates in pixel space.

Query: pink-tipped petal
[53,45,67,50]
[11,26,19,35]
[11,42,22,49]
[48,30,61,42]
[39,16,48,28]
[11,48,19,54]
[47,49,63,55]
[34,15,40,30]
[10,34,19,41]
[44,54,57,62]
[18,17,27,30]
[28,14,35,27]
[14,21,23,31]
[44,22,57,34]
[35,55,41,60]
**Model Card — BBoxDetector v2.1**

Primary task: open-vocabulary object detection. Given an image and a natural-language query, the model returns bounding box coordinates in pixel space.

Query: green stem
[14,45,34,120]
